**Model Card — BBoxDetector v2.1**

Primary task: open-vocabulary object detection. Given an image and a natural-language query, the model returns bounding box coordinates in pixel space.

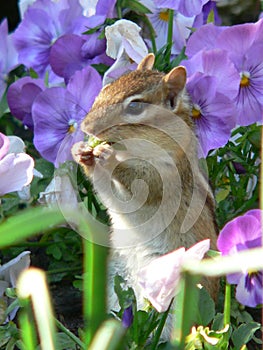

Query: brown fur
[71,55,218,340]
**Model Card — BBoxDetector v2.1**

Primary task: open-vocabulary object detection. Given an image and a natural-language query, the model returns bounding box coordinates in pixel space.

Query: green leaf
[56,333,78,350]
[207,10,215,24]
[0,207,66,248]
[248,127,261,149]
[0,299,7,324]
[215,187,231,203]
[212,313,224,331]
[196,287,215,326]
[91,64,110,76]
[114,275,136,310]
[46,245,62,260]
[232,322,261,349]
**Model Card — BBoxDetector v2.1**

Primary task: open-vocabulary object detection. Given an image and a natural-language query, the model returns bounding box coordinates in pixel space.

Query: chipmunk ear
[137,53,155,70]
[162,66,186,107]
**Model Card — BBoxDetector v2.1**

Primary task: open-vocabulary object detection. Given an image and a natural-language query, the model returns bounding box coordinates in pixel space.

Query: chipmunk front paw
[93,143,115,167]
[71,141,115,169]
[71,141,94,167]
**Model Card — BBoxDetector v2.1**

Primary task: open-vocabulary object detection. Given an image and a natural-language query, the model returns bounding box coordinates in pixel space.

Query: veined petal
[236,273,263,307]
[0,153,34,195]
[32,87,86,165]
[217,215,262,255]
[7,76,45,128]
[0,133,10,160]
[67,65,102,112]
[138,248,186,312]
[185,23,226,58]
[50,34,87,81]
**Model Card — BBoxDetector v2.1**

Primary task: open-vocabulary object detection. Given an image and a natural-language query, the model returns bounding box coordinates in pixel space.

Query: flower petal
[7,77,45,128]
[0,153,34,195]
[0,133,10,160]
[217,212,262,255]
[138,248,186,312]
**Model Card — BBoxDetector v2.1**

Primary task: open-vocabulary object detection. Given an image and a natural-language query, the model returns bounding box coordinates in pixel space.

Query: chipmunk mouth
[85,134,118,148]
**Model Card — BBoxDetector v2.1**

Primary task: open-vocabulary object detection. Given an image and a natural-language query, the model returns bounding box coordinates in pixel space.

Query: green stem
[82,238,108,347]
[224,282,231,326]
[151,302,172,349]
[171,272,199,349]
[167,9,174,49]
[116,0,122,19]
[55,318,85,349]
[19,303,38,350]
[165,9,174,64]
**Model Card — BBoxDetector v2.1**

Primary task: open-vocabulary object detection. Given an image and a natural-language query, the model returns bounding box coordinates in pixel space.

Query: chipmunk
[72,54,218,339]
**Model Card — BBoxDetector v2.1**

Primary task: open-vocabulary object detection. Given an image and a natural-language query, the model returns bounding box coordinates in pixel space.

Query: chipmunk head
[81,54,193,147]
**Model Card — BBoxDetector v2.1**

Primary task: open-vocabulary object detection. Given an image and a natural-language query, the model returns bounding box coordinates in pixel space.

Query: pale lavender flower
[103,19,148,85]
[7,76,45,129]
[138,240,210,312]
[0,251,30,322]
[0,19,18,102]
[217,210,263,307]
[0,133,34,196]
[32,66,102,167]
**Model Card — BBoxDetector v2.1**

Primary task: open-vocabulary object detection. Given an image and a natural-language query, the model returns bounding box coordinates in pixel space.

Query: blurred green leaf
[196,287,215,326]
[232,322,261,349]
[0,207,66,248]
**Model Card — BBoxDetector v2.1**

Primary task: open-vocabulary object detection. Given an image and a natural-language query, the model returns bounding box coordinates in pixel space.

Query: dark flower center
[192,104,202,119]
[240,71,250,88]
[245,271,262,292]
[159,10,169,22]
[68,119,78,134]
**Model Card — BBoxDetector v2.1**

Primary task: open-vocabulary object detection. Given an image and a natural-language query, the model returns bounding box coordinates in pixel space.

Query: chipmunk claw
[71,141,94,167]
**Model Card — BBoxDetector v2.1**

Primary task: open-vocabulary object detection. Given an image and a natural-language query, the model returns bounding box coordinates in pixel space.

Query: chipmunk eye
[125,101,145,115]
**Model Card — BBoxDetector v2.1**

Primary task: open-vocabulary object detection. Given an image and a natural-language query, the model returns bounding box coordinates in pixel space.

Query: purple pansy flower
[193,0,221,27]
[181,48,240,156]
[186,73,235,157]
[122,305,133,328]
[0,133,34,196]
[182,49,240,99]
[50,31,112,83]
[154,0,210,17]
[13,0,89,83]
[217,209,263,307]
[0,19,18,102]
[0,251,30,322]
[50,0,115,82]
[32,66,102,167]
[185,20,263,126]
[7,77,45,129]
[185,23,226,59]
[95,0,117,17]
[216,19,263,125]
